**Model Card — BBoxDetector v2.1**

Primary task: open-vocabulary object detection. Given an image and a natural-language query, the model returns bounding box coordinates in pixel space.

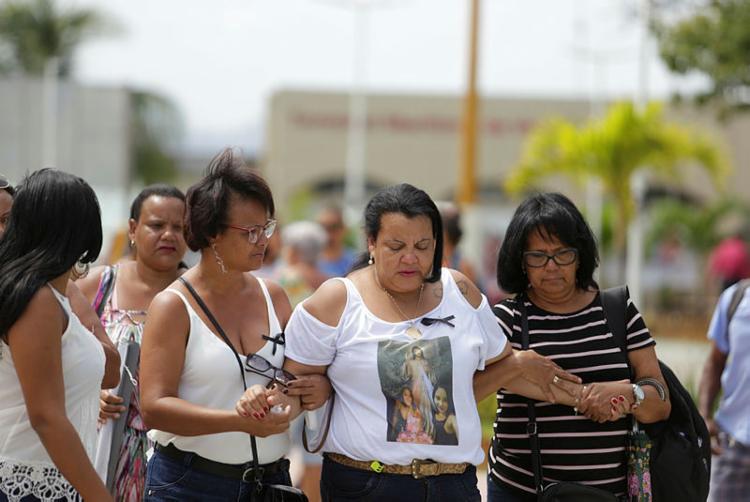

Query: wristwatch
[632,383,645,408]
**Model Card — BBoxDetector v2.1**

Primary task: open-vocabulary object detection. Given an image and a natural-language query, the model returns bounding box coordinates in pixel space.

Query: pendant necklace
[374,268,425,339]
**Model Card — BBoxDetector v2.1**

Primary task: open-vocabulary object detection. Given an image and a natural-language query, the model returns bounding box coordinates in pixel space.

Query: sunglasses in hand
[244,353,296,388]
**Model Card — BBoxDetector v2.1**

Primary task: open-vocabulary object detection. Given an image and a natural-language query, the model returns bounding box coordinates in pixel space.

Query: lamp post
[457,0,480,206]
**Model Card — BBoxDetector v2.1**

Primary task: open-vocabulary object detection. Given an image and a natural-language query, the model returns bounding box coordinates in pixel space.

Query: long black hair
[352,183,443,283]
[0,169,102,337]
[496,192,599,294]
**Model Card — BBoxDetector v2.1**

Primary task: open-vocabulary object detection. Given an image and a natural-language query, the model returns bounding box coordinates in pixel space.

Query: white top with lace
[0,285,105,502]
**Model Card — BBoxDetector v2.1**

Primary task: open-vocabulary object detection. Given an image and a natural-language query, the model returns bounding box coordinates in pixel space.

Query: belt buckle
[411,459,437,479]
[242,466,264,483]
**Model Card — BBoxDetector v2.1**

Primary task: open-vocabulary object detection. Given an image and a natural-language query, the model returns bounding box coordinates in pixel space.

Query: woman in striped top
[478,193,671,501]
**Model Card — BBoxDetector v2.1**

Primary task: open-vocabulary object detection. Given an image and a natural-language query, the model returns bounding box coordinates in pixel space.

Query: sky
[72,0,706,154]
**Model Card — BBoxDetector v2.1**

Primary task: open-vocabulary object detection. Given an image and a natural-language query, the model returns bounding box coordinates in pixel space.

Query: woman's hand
[98,390,126,424]
[515,350,581,403]
[236,384,273,420]
[577,380,632,423]
[286,374,332,411]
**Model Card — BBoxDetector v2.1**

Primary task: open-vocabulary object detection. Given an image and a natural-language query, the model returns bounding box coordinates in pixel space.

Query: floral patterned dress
[91,265,149,502]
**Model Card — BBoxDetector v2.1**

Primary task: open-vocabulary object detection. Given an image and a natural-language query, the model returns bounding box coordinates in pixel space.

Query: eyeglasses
[244,352,296,388]
[226,219,277,244]
[523,248,578,268]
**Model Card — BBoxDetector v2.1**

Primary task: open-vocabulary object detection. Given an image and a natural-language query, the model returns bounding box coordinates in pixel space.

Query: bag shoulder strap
[177,277,264,481]
[517,295,545,499]
[600,286,629,355]
[93,265,117,318]
[727,279,750,323]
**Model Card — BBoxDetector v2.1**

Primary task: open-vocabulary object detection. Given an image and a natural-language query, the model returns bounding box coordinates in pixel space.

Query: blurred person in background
[274,220,328,502]
[0,169,119,502]
[707,231,750,292]
[139,149,328,500]
[439,202,477,284]
[77,184,188,501]
[276,221,328,307]
[317,206,357,278]
[699,281,750,502]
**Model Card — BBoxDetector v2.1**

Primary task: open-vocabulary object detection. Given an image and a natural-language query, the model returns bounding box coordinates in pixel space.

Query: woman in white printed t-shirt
[277,184,583,502]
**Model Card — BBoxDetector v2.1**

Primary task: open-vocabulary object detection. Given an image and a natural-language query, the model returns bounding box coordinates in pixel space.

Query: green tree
[130,91,183,184]
[505,101,729,256]
[653,0,750,114]
[647,196,750,255]
[0,0,111,77]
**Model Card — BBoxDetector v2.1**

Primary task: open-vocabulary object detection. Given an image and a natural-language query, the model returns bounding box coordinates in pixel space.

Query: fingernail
[618,395,625,403]
[260,413,266,418]
[253,412,260,419]
[610,398,618,405]
[264,407,270,413]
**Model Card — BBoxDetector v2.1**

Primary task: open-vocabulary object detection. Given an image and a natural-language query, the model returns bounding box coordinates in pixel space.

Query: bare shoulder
[8,286,64,345]
[301,278,348,327]
[448,268,483,309]
[75,265,107,301]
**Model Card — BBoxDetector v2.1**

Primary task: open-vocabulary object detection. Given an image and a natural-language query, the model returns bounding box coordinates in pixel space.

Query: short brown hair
[184,148,275,251]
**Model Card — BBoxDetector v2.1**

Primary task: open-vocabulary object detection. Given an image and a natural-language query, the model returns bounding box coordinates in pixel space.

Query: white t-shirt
[149,278,290,464]
[285,269,506,466]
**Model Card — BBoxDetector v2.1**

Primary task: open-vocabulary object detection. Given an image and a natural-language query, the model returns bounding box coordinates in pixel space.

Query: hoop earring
[211,243,228,274]
[368,254,374,265]
[72,260,90,280]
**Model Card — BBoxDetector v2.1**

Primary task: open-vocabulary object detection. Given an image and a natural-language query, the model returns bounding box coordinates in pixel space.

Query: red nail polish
[618,396,625,402]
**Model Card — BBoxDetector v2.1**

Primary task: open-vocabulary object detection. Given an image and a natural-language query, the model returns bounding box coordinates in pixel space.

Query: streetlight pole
[626,0,651,305]
[457,0,480,205]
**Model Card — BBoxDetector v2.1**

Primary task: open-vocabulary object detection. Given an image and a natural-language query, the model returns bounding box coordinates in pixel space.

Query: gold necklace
[373,268,425,339]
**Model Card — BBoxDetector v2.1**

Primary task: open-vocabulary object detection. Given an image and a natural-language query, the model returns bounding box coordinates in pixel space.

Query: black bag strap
[178,277,264,485]
[517,295,545,499]
[94,265,117,318]
[600,286,629,356]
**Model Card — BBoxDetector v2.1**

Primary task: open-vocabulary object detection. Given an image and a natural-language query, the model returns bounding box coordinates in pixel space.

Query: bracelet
[636,378,667,401]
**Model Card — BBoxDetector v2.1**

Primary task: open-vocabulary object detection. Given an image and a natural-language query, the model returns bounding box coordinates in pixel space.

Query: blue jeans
[487,476,535,502]
[145,449,294,502]
[320,456,480,502]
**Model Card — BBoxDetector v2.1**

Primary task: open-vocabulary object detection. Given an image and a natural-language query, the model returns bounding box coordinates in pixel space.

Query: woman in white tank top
[140,149,330,501]
[0,169,120,502]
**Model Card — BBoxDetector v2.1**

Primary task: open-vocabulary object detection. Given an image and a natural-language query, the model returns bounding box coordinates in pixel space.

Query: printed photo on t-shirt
[377,336,458,445]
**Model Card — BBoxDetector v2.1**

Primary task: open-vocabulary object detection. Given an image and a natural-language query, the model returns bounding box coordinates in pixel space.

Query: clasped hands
[235,374,331,421]
[555,379,635,423]
[517,350,634,423]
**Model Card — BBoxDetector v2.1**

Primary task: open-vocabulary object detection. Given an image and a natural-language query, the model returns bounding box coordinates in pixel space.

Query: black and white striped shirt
[487,291,655,498]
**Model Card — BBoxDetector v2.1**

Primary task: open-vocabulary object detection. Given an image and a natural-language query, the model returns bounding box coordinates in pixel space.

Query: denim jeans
[145,449,294,502]
[320,456,480,502]
[487,476,535,502]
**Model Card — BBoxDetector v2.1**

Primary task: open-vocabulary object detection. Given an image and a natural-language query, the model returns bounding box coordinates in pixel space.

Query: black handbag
[180,277,308,502]
[517,295,619,502]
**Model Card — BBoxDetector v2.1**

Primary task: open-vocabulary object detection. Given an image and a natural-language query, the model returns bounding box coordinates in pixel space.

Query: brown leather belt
[326,452,470,479]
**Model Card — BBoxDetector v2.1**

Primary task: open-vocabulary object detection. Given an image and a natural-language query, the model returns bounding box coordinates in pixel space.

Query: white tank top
[149,278,290,464]
[0,284,105,501]
[285,268,507,466]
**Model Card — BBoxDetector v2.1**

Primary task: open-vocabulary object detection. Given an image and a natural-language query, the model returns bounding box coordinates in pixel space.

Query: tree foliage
[505,101,730,253]
[653,0,750,114]
[0,0,111,77]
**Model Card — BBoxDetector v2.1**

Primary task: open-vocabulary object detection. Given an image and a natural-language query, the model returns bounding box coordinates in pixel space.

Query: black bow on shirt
[420,315,456,328]
[262,332,286,356]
